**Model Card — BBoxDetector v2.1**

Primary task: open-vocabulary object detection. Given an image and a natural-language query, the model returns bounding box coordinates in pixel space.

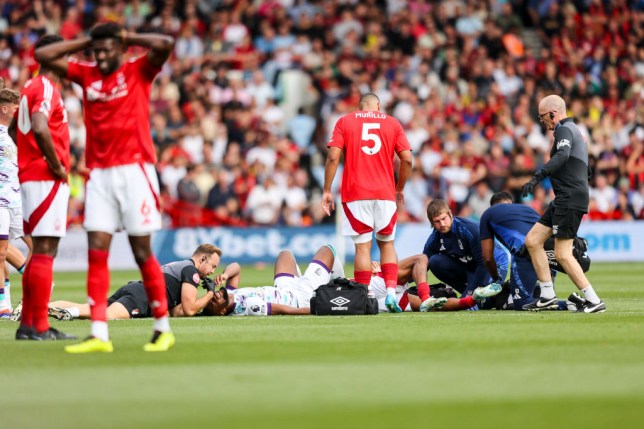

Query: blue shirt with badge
[422,216,508,291]
[479,203,540,255]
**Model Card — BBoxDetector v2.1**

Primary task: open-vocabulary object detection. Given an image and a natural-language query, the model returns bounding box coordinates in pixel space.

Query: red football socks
[417,282,431,302]
[381,263,398,289]
[458,296,476,309]
[20,258,34,328]
[354,270,371,286]
[140,255,168,318]
[29,254,54,332]
[88,249,110,322]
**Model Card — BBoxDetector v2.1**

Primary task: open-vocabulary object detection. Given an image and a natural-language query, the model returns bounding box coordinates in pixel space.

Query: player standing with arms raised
[35,22,176,352]
[322,93,412,312]
[11,35,76,340]
[521,95,605,313]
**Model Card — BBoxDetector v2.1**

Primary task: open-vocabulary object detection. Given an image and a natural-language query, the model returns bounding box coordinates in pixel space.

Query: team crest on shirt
[556,139,571,150]
[131,309,139,316]
[193,273,200,284]
[458,240,464,250]
[439,239,446,251]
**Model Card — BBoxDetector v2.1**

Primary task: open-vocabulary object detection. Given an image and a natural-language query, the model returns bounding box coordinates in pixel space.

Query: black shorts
[108,281,151,318]
[538,203,584,239]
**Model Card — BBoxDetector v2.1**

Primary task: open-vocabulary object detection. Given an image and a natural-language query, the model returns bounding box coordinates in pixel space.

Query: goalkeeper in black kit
[521,95,606,313]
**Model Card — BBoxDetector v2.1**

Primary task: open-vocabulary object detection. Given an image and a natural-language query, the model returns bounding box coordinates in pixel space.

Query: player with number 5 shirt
[322,93,412,313]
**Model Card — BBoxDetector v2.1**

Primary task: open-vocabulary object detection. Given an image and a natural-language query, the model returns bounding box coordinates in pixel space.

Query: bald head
[538,94,567,130]
[539,95,566,115]
[359,93,380,111]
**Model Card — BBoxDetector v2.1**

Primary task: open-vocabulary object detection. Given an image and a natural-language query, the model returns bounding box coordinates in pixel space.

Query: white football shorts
[341,199,397,244]
[21,181,69,237]
[84,163,161,235]
[0,206,23,240]
[273,260,331,308]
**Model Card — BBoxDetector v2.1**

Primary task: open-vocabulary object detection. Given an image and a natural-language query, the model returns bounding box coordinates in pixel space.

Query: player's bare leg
[0,237,10,317]
[555,238,605,313]
[523,223,558,310]
[398,254,439,311]
[274,249,299,277]
[129,234,174,352]
[353,240,372,286]
[49,301,132,320]
[376,239,401,313]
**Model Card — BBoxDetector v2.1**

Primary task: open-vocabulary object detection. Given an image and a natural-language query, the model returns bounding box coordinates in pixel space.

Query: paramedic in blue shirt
[479,191,555,310]
[422,199,508,302]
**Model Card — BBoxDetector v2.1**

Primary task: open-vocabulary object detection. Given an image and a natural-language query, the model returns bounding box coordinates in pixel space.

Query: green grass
[2,263,644,429]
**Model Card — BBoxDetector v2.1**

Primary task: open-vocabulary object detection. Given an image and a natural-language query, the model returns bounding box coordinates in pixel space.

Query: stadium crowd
[1,0,643,229]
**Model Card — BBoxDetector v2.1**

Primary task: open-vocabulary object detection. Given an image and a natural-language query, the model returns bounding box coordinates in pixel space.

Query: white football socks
[538,281,555,299]
[153,316,170,333]
[581,285,600,305]
[91,321,109,342]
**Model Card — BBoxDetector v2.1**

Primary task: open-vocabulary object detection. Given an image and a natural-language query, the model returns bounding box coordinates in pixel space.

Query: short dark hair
[35,34,64,50]
[490,191,513,206]
[89,21,123,41]
[359,92,379,109]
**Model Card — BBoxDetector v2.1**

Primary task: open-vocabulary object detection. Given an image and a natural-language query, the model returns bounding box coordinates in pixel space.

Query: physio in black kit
[521,95,606,313]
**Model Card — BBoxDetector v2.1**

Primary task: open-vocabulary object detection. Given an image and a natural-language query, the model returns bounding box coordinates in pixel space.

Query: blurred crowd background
[1,0,643,229]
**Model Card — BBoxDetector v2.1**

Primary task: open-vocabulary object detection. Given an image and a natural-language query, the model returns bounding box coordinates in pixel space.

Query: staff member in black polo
[521,95,606,313]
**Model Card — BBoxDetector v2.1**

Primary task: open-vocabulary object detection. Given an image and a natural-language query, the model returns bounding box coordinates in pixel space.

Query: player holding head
[322,93,413,312]
[204,245,344,316]
[35,23,176,352]
[421,199,509,310]
[521,95,605,313]
[7,35,75,340]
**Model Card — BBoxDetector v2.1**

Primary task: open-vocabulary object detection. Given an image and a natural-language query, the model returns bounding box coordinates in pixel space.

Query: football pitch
[1,263,644,429]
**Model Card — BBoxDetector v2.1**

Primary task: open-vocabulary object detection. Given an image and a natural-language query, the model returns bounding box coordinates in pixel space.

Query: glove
[202,278,215,293]
[522,169,546,198]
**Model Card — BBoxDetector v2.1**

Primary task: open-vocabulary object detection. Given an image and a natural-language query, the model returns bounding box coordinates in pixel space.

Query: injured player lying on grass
[203,250,503,316]
[47,244,234,320]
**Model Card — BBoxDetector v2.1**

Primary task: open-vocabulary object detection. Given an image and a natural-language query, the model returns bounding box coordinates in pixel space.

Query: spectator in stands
[1,0,641,228]
[177,164,202,205]
[245,176,284,225]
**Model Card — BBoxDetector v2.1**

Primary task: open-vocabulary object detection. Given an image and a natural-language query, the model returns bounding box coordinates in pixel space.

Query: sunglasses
[538,110,555,122]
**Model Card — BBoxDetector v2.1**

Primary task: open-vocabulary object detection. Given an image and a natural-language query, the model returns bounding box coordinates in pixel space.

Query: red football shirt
[66,54,160,169]
[327,111,410,202]
[16,75,70,182]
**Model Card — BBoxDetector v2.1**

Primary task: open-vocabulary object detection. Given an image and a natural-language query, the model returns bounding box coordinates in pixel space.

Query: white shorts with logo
[21,181,69,237]
[0,206,23,240]
[369,276,413,313]
[341,200,397,244]
[274,260,331,308]
[84,163,161,235]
